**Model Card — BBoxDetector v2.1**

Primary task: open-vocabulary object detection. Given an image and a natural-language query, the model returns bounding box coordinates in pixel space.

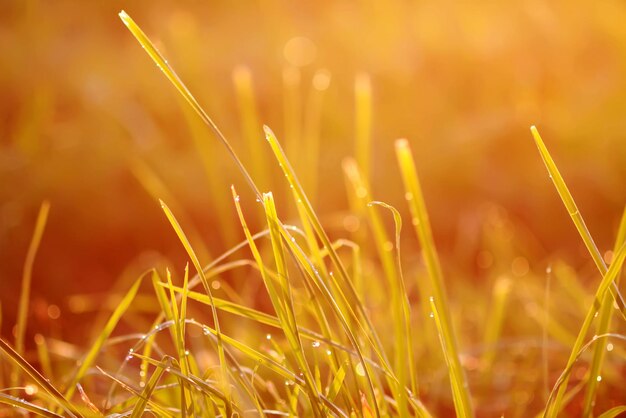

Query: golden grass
[1,8,625,418]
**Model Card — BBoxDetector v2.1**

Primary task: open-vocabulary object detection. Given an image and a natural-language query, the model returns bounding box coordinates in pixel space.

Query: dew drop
[266,334,272,340]
[312,341,321,348]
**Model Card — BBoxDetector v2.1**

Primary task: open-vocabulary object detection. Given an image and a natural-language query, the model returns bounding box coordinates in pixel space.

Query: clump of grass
[1,10,625,418]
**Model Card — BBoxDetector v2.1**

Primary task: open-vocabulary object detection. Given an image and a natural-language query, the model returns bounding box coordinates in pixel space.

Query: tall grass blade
[0,339,82,417]
[530,126,626,319]
[582,206,626,417]
[0,393,63,418]
[355,73,372,183]
[395,138,474,417]
[15,200,50,366]
[63,274,144,402]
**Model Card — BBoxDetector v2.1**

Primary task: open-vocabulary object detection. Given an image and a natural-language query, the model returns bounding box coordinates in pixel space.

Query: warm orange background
[1,0,625,343]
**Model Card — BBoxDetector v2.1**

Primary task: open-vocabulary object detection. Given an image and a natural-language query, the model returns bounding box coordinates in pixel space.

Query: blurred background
[1,0,626,348]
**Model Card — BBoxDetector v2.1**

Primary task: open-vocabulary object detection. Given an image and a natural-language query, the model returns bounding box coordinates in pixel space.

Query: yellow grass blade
[63,273,145,402]
[15,200,50,362]
[0,339,82,417]
[530,126,626,319]
[0,393,62,418]
[395,138,474,417]
[130,357,170,418]
[583,205,626,417]
[355,73,372,183]
[544,241,626,417]
[118,10,261,199]
[159,200,231,408]
[233,65,269,190]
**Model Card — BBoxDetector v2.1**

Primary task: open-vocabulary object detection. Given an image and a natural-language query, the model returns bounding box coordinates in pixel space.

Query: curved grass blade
[0,339,82,417]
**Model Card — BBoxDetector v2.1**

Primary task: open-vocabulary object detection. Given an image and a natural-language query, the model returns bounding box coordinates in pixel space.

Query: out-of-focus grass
[1,1,626,416]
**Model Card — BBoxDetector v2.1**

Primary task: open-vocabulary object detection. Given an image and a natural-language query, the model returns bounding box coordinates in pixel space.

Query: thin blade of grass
[130,357,170,418]
[481,277,512,375]
[0,339,82,417]
[97,365,177,418]
[64,273,144,402]
[544,242,626,417]
[233,66,269,190]
[159,200,231,409]
[263,192,324,417]
[118,10,261,199]
[583,206,626,417]
[395,138,474,417]
[15,200,50,368]
[355,73,372,183]
[0,393,63,418]
[530,126,626,320]
[597,406,626,418]
[368,200,418,416]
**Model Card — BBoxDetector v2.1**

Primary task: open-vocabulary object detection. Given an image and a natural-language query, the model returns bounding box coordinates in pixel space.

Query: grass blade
[530,126,626,319]
[582,206,626,417]
[395,138,474,417]
[544,241,626,417]
[15,200,50,364]
[159,200,231,410]
[64,273,145,402]
[0,393,63,418]
[0,339,82,417]
[118,10,262,199]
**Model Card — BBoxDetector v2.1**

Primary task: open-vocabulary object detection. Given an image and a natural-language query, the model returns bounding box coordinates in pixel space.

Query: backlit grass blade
[301,69,331,204]
[544,241,626,417]
[263,125,388,361]
[0,339,82,418]
[428,297,471,418]
[63,273,145,402]
[395,138,474,417]
[97,365,177,418]
[0,393,62,418]
[130,156,211,260]
[597,405,626,418]
[232,65,269,190]
[583,205,626,417]
[263,192,324,417]
[118,10,261,199]
[159,200,231,409]
[530,126,626,320]
[481,277,512,375]
[368,200,418,414]
[15,200,50,365]
[130,356,170,418]
[355,73,372,182]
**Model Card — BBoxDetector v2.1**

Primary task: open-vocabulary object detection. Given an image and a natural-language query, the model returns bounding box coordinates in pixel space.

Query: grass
[1,9,626,418]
